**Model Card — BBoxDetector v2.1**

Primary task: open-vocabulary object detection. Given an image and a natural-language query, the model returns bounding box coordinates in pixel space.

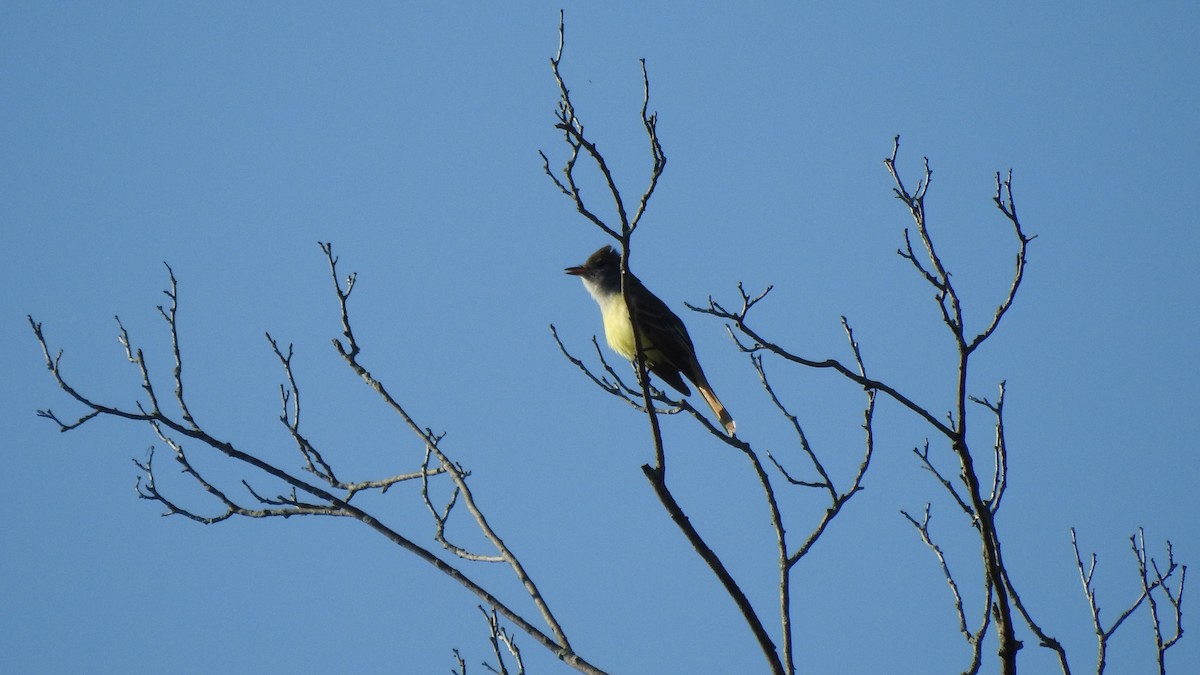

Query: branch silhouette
[29,245,607,675]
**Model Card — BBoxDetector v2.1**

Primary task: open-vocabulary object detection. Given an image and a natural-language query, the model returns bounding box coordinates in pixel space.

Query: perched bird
[565,245,736,436]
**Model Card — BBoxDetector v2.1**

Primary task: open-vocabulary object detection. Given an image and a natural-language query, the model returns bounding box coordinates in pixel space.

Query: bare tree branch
[881,136,1042,673]
[902,503,989,674]
[480,606,525,675]
[641,462,784,674]
[543,15,786,673]
[968,382,1009,515]
[30,247,607,675]
[318,242,585,663]
[971,171,1036,353]
[1072,527,1186,674]
[688,290,956,441]
[1132,529,1187,674]
[999,560,1070,674]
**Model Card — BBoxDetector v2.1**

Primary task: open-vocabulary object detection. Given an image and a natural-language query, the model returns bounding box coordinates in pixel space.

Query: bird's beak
[564,265,586,276]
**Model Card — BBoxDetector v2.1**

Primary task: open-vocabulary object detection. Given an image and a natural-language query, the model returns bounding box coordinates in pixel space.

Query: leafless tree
[540,12,1186,675]
[28,12,1184,675]
[29,246,606,674]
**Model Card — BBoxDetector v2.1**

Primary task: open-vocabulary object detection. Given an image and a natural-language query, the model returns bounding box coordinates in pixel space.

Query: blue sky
[3,3,1196,673]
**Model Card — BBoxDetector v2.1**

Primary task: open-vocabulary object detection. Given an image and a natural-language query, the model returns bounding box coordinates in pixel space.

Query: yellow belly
[600,296,637,361]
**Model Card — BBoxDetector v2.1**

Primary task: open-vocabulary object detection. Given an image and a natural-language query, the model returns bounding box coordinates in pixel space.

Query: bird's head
[564,245,622,289]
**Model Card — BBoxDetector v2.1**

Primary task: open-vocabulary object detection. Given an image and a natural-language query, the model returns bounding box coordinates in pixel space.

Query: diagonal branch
[157,263,199,429]
[969,171,1036,353]
[688,291,956,441]
[642,463,784,675]
[318,243,587,665]
[31,251,606,675]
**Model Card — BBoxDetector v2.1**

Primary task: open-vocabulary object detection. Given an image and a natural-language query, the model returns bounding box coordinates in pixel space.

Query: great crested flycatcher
[565,245,736,436]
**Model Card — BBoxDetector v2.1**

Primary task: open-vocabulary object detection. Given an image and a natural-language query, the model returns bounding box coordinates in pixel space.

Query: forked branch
[30,248,606,675]
[544,15,786,674]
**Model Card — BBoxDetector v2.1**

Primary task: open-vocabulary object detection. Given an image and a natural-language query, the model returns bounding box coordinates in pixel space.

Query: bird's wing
[628,278,701,396]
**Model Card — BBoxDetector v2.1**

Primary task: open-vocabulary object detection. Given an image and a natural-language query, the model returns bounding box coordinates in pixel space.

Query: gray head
[564,246,623,295]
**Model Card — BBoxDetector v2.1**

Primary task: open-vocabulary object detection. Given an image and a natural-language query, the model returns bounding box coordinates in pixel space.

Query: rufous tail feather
[698,385,736,436]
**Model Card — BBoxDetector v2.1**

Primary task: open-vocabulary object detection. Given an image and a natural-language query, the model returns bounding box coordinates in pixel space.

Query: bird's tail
[698,384,736,436]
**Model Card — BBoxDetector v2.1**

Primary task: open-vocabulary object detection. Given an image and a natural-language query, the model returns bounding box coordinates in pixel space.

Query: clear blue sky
[3,3,1196,673]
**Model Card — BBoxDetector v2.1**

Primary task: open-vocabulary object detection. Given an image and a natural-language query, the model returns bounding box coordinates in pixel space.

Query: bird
[565,245,736,436]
